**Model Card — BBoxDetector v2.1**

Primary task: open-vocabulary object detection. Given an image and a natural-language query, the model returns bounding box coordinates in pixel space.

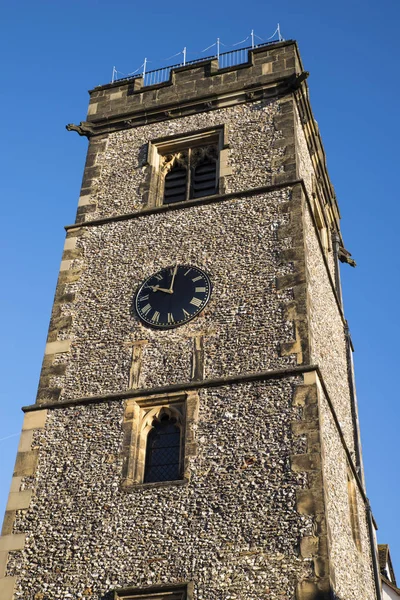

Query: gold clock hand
[150,285,173,294]
[169,264,178,293]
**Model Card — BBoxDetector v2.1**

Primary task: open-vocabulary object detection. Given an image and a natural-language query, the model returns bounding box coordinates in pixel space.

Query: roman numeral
[195,287,206,293]
[167,313,175,324]
[151,311,160,323]
[184,268,192,276]
[154,273,163,281]
[182,309,190,318]
[140,294,149,301]
[190,297,202,308]
[142,304,152,316]
[192,276,202,282]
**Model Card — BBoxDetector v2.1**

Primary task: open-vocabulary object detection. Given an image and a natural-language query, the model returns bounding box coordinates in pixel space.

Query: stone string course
[48,190,297,402]
[77,99,285,222]
[8,379,315,600]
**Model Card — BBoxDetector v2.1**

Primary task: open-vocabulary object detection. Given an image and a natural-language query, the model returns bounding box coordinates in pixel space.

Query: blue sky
[1,0,399,574]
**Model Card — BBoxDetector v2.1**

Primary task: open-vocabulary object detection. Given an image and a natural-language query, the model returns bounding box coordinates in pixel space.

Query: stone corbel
[289,71,309,91]
[65,121,95,138]
[338,246,357,267]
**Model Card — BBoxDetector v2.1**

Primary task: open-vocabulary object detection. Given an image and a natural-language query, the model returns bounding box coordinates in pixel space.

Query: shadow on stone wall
[99,592,115,600]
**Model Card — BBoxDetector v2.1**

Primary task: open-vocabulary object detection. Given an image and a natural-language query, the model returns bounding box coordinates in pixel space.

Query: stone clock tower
[1,40,382,600]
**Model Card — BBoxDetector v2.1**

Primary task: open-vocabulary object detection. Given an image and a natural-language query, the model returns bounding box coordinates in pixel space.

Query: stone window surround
[145,125,231,208]
[114,582,192,599]
[311,175,331,254]
[121,390,199,490]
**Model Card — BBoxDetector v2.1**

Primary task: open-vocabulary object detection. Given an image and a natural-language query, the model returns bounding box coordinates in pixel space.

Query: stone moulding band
[63,178,345,322]
[21,362,374,520]
[64,180,303,230]
[24,364,317,412]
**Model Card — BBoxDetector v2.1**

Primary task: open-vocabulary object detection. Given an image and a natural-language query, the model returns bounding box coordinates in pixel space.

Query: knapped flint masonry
[1,40,381,600]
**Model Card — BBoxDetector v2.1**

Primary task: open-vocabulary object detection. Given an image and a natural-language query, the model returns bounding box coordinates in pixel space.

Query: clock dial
[135,265,211,329]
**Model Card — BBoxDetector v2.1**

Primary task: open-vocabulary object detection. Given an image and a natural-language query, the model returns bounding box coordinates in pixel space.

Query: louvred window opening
[162,145,217,204]
[163,165,188,204]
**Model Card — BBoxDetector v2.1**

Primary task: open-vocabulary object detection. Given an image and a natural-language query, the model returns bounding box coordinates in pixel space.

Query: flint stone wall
[8,378,313,600]
[303,201,354,454]
[78,100,285,222]
[319,387,375,600]
[51,190,297,402]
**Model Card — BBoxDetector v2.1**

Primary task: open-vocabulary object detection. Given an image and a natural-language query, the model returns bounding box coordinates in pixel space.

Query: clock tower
[1,40,382,600]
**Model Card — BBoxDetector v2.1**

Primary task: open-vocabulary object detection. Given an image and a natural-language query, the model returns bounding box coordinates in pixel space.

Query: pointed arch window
[161,144,218,204]
[163,153,189,205]
[144,412,182,483]
[121,391,199,490]
[192,147,218,199]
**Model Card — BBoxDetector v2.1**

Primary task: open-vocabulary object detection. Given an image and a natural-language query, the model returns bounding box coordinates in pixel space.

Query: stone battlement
[86,41,302,124]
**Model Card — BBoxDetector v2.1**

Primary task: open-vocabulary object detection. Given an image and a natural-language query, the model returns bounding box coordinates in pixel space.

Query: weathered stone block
[6,490,32,511]
[13,451,38,477]
[0,576,15,600]
[44,339,71,355]
[0,535,25,552]
[22,410,47,431]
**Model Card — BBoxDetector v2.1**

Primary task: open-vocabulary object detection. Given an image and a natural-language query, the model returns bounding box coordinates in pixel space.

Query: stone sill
[121,478,189,492]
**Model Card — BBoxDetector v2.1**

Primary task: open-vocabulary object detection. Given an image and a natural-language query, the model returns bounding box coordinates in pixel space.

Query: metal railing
[113,40,279,87]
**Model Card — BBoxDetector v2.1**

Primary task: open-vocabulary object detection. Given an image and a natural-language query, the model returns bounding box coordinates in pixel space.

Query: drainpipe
[344,322,363,480]
[366,499,383,600]
[332,230,343,304]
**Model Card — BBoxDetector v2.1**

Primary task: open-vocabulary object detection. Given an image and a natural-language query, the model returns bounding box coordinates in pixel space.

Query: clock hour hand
[149,285,173,294]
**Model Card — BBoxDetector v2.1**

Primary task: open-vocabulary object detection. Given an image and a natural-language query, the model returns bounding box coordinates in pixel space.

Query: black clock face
[135,265,212,329]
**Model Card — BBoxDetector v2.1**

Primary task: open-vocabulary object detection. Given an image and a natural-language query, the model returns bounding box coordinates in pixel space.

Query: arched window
[161,143,218,205]
[192,157,217,198]
[144,413,182,483]
[163,163,188,204]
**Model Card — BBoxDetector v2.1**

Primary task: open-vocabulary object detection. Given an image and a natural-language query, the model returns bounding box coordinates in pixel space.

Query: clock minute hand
[169,264,178,293]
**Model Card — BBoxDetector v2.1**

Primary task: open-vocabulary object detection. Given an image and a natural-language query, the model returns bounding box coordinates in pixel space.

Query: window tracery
[143,407,184,483]
[144,127,229,208]
[161,145,217,204]
[121,391,199,489]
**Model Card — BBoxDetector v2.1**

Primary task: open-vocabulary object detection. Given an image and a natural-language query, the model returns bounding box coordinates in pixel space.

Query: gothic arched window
[192,156,217,199]
[161,144,218,204]
[163,163,188,204]
[144,413,182,483]
[121,392,199,490]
